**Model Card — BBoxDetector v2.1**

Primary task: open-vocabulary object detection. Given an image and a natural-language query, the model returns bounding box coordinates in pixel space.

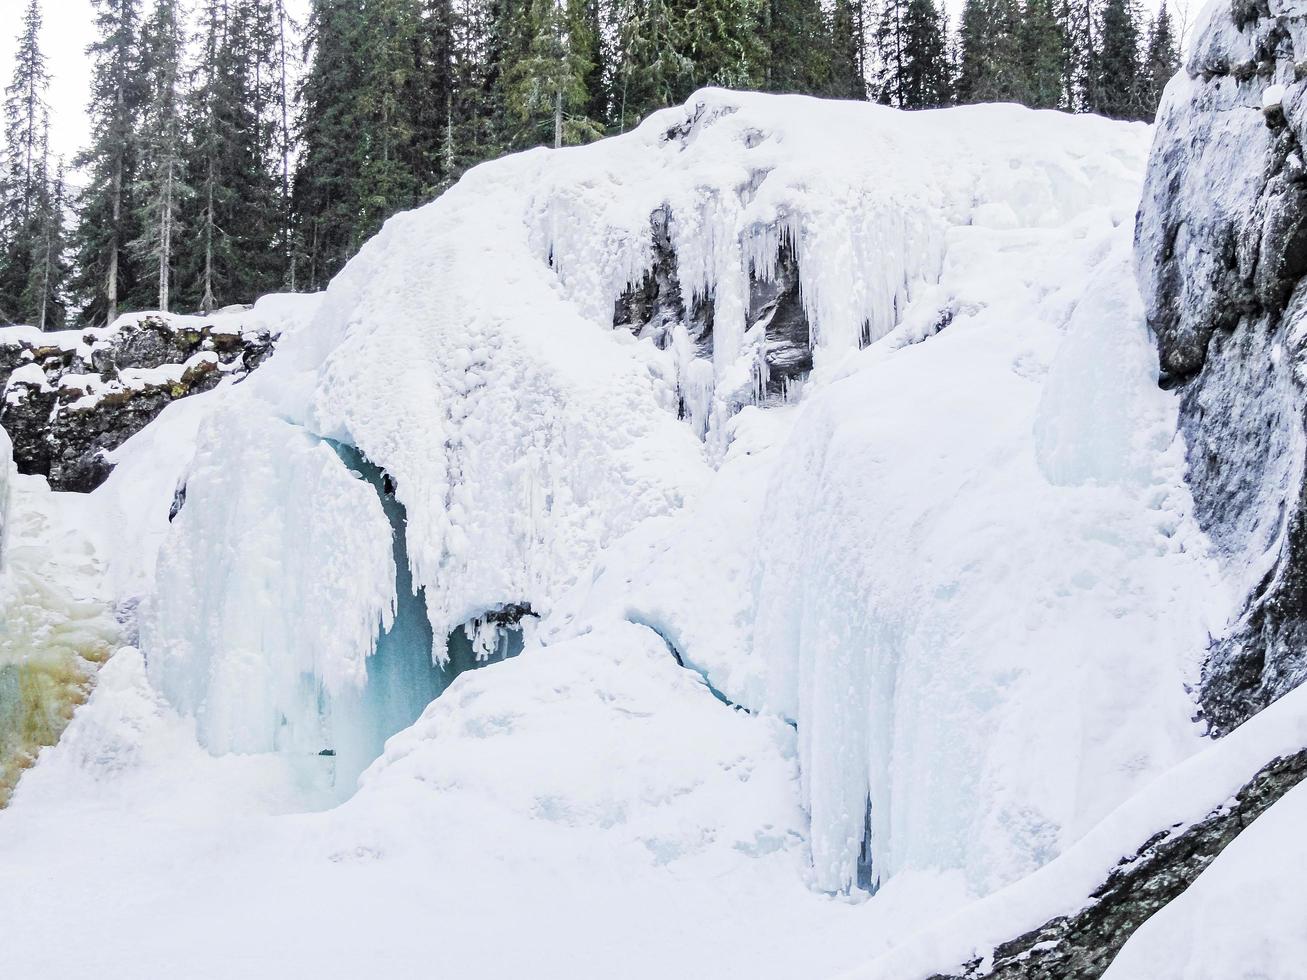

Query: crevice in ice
[624,616,749,713]
[856,798,878,894]
[320,443,534,801]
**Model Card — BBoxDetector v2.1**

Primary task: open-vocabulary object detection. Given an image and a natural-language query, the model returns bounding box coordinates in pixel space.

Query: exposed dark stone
[1135,0,1307,732]
[929,748,1307,980]
[613,207,714,356]
[614,209,815,414]
[1,380,57,477]
[0,316,279,492]
[751,242,812,396]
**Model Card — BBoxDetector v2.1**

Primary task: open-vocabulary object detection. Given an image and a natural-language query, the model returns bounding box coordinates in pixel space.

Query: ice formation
[0,81,1289,978]
[112,91,1215,878]
[0,443,119,805]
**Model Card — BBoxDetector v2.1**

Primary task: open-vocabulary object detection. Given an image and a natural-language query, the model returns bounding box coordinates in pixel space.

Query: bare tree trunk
[277,0,295,292]
[159,160,173,312]
[203,159,215,314]
[554,88,563,149]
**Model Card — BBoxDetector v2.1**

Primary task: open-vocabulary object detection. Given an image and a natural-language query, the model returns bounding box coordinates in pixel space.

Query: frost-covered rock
[0,298,306,492]
[1136,0,1307,734]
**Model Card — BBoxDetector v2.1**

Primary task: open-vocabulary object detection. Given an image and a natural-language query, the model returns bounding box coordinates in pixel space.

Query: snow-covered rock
[1135,0,1307,735]
[0,295,312,491]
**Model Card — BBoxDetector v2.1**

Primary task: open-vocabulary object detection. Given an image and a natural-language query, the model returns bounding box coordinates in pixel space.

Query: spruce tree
[610,0,763,127]
[609,0,693,129]
[763,0,830,94]
[1018,0,1066,108]
[1088,0,1142,119]
[506,0,604,148]
[876,0,951,108]
[294,0,367,289]
[133,0,187,313]
[21,138,70,331]
[179,0,286,312]
[957,0,1022,103]
[0,0,52,322]
[1141,2,1179,118]
[71,0,147,326]
[826,0,868,99]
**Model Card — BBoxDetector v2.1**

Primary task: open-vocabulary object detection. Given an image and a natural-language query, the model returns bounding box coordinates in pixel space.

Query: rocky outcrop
[614,209,814,412]
[1136,0,1307,734]
[930,748,1307,980]
[0,314,276,492]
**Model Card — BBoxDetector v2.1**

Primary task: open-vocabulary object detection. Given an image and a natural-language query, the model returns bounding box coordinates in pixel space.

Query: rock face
[0,314,276,492]
[613,210,814,409]
[1136,0,1307,735]
[929,748,1307,980]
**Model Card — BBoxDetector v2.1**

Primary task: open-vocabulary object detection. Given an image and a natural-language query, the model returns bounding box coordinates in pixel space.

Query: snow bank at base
[841,681,1307,979]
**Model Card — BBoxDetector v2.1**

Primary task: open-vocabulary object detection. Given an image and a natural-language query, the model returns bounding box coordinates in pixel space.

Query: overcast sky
[2,0,1189,171]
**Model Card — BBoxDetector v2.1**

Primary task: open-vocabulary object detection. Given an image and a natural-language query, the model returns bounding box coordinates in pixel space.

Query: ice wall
[538,111,1218,897]
[135,91,1210,899]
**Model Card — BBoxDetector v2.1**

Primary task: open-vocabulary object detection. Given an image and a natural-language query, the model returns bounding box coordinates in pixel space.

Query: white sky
[2,0,1186,172]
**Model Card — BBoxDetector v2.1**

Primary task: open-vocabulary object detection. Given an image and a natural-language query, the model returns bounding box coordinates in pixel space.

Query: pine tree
[1088,0,1142,119]
[72,0,147,326]
[21,138,71,331]
[1141,2,1179,118]
[826,0,869,100]
[132,0,187,312]
[763,0,830,94]
[0,0,52,322]
[1018,0,1066,108]
[956,0,1022,103]
[506,0,605,148]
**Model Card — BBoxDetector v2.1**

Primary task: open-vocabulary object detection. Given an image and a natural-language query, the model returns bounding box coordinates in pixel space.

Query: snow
[0,89,1262,977]
[1263,83,1287,110]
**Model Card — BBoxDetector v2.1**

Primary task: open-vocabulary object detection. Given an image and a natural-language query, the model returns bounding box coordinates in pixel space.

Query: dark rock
[929,748,1307,980]
[613,208,816,417]
[751,242,812,397]
[613,207,714,356]
[0,316,280,492]
[1135,0,1307,732]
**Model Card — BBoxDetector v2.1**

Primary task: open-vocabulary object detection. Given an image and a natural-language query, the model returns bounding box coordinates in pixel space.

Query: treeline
[1,0,1180,330]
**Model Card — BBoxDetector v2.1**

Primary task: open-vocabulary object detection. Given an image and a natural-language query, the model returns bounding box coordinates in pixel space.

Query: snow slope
[0,90,1249,977]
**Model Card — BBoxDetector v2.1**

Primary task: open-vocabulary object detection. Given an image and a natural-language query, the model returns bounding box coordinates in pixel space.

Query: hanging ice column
[325,444,528,794]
